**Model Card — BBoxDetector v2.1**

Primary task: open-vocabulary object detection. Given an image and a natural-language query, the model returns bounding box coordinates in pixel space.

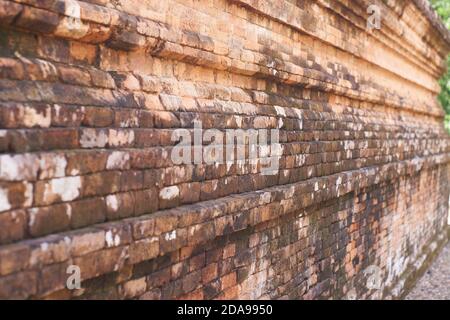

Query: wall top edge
[412,0,450,47]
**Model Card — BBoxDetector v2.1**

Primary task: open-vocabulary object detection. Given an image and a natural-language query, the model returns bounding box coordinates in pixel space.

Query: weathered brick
[37,261,70,296]
[140,288,161,300]
[105,192,134,220]
[81,171,120,197]
[70,42,97,65]
[182,270,201,294]
[15,6,59,34]
[69,228,105,257]
[106,29,146,51]
[134,188,159,215]
[89,69,115,89]
[0,210,26,244]
[58,65,92,86]
[201,263,218,284]
[0,244,29,276]
[0,58,24,80]
[28,204,71,237]
[0,0,449,302]
[28,237,70,268]
[120,277,147,298]
[66,150,108,176]
[128,238,159,264]
[73,247,126,281]
[132,217,155,240]
[54,17,89,40]
[0,271,37,299]
[0,0,22,25]
[0,182,33,212]
[220,272,236,290]
[70,197,106,228]
[82,107,114,127]
[34,177,82,206]
[160,227,187,254]
[159,186,180,209]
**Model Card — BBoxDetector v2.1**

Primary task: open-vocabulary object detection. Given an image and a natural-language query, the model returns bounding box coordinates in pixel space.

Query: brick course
[0,0,450,299]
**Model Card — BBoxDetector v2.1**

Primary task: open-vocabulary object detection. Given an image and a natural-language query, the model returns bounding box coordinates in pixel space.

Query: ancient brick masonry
[0,0,449,300]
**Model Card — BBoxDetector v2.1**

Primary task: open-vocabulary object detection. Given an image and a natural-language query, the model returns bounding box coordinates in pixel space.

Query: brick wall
[0,0,449,299]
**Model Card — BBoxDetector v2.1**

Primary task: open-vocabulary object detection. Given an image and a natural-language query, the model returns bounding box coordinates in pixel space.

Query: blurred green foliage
[430,0,450,115]
[431,0,450,29]
[445,115,450,131]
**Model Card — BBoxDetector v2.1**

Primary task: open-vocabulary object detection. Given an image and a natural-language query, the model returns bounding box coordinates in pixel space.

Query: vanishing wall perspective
[0,0,450,299]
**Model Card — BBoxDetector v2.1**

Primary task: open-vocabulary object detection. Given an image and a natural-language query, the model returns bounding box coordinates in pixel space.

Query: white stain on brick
[40,242,49,252]
[296,154,306,166]
[70,168,80,176]
[344,141,355,150]
[274,106,286,117]
[66,204,72,219]
[261,192,271,204]
[286,185,295,198]
[35,59,57,80]
[165,230,177,241]
[80,129,108,148]
[159,186,179,200]
[114,234,121,247]
[28,208,38,227]
[23,183,33,207]
[105,230,114,247]
[106,195,119,211]
[23,105,51,128]
[39,153,67,179]
[314,182,319,191]
[105,230,121,247]
[0,154,39,181]
[54,1,88,39]
[55,17,89,39]
[0,187,11,212]
[293,108,302,118]
[64,236,71,245]
[54,104,61,118]
[62,0,81,17]
[43,176,81,203]
[236,160,246,174]
[106,151,130,170]
[109,130,135,147]
[277,118,284,129]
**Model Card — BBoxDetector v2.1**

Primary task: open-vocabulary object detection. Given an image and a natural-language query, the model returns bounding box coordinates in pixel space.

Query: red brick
[28,204,71,237]
[0,1,22,25]
[201,263,218,284]
[58,66,92,86]
[0,210,26,244]
[221,272,236,290]
[70,197,106,228]
[15,7,59,34]
[128,238,159,264]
